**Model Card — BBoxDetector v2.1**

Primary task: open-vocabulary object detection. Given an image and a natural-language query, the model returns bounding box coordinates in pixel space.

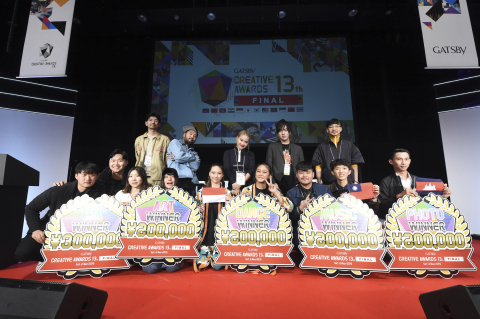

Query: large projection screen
[439,106,480,235]
[151,38,354,144]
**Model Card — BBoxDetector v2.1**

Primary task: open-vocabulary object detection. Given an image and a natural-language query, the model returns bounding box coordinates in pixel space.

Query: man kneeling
[15,162,105,262]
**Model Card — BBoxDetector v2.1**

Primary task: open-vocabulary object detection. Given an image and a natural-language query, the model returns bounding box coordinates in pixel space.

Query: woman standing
[223,130,255,196]
[195,163,231,271]
[115,167,148,206]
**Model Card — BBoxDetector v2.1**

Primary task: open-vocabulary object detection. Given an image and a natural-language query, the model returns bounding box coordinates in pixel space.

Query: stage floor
[1,242,479,319]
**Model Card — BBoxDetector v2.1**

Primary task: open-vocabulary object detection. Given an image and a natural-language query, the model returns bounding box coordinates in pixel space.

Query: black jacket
[378,173,416,219]
[223,148,255,187]
[266,141,304,184]
[25,180,106,233]
[98,167,128,195]
[311,138,364,184]
[327,182,380,215]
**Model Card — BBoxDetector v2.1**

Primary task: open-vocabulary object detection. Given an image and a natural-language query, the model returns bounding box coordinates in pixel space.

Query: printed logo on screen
[420,0,462,25]
[31,43,56,68]
[40,43,53,58]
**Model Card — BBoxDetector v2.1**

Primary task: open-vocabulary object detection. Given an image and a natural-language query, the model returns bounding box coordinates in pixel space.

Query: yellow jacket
[134,132,170,181]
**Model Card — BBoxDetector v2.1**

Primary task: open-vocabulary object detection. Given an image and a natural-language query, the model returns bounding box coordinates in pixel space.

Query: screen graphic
[151,38,354,144]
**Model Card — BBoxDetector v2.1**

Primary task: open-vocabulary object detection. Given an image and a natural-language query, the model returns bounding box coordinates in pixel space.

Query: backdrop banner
[19,0,76,78]
[418,0,478,68]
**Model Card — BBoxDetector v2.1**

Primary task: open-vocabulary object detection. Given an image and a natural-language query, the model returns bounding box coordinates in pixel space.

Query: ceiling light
[278,11,286,18]
[138,15,147,22]
[348,9,358,17]
[207,13,215,20]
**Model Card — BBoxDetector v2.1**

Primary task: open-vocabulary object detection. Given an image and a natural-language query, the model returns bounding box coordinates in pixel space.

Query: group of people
[14,112,452,274]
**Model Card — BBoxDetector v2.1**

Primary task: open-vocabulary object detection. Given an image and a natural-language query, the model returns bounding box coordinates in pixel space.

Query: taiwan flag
[348,183,374,200]
[202,187,227,203]
[415,177,444,195]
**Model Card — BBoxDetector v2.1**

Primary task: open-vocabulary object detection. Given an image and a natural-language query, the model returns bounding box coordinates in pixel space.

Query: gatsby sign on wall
[298,194,388,279]
[418,0,478,68]
[214,193,294,274]
[37,195,130,279]
[385,193,475,278]
[116,186,201,266]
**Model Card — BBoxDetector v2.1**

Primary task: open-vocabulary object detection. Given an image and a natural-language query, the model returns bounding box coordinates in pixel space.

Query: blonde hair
[236,130,251,151]
[237,130,251,139]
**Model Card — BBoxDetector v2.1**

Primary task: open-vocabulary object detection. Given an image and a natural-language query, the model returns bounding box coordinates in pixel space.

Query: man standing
[98,149,129,195]
[15,162,105,262]
[266,119,304,194]
[135,113,170,186]
[378,148,452,219]
[167,125,200,196]
[312,118,364,185]
[327,159,380,214]
[286,161,332,248]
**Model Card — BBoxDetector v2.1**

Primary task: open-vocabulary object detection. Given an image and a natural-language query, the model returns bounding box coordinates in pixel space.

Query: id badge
[284,163,291,176]
[144,155,152,166]
[236,171,246,185]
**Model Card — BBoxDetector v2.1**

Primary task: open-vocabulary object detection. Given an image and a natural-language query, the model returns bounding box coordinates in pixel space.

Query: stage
[1,242,478,319]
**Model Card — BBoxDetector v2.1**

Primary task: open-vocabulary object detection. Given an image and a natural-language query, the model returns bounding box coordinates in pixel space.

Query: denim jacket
[167,139,200,183]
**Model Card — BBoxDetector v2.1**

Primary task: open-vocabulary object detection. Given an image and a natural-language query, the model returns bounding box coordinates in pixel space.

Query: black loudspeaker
[0,278,108,319]
[419,285,480,319]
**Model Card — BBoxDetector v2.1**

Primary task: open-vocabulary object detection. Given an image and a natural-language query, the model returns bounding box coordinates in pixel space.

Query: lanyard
[234,148,246,173]
[329,139,342,161]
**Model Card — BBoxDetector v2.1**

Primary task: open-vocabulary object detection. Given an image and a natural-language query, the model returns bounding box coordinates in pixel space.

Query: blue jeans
[142,261,184,274]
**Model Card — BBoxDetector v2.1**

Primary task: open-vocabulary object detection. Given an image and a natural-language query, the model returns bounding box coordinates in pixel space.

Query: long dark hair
[206,163,224,187]
[254,163,272,181]
[123,167,148,193]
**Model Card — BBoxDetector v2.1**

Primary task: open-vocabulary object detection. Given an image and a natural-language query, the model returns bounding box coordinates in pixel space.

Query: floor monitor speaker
[0,278,108,319]
[419,285,480,319]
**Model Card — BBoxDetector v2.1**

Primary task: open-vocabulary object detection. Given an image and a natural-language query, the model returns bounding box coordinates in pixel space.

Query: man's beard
[184,138,194,146]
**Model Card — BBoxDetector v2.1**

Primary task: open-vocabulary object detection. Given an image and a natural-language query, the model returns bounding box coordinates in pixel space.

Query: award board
[214,193,294,274]
[37,195,130,279]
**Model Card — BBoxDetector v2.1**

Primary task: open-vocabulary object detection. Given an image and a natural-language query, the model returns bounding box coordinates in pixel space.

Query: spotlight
[278,11,286,18]
[348,9,358,17]
[207,13,215,20]
[138,15,147,22]
[174,15,180,20]
[386,10,392,15]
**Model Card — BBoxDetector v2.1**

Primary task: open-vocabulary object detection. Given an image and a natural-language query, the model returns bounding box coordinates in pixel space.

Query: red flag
[348,183,374,200]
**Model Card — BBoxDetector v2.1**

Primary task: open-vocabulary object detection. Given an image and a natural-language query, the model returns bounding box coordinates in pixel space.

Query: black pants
[177,178,194,196]
[15,233,44,262]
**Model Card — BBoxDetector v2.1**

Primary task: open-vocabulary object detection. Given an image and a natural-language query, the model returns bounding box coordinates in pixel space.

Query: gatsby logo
[40,43,53,58]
